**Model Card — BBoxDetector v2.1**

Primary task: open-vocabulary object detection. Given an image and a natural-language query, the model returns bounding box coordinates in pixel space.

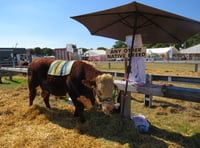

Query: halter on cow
[27,58,115,122]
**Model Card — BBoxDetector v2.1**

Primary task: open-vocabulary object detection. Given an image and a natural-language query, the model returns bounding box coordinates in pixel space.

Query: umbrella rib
[92,14,133,34]
[91,17,121,34]
[95,11,200,24]
[135,15,157,29]
[120,14,159,32]
[119,14,135,28]
[140,11,200,24]
[141,13,182,43]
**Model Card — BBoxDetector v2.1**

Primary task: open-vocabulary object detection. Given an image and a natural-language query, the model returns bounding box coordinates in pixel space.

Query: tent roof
[84,50,106,57]
[179,44,200,54]
[147,47,178,54]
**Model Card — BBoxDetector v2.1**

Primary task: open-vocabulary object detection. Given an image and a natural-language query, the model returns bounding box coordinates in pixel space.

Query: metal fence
[0,60,14,67]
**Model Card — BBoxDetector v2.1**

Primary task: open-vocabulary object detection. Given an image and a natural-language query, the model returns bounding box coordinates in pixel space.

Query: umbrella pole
[121,35,135,118]
[122,35,136,118]
[122,15,138,118]
[124,57,128,80]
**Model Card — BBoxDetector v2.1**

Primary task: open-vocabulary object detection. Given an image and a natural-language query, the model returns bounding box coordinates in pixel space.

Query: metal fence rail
[102,70,200,85]
[1,67,200,85]
[0,67,27,73]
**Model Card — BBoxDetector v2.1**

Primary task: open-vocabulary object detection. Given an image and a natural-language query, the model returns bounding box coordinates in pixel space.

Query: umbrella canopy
[71,1,200,44]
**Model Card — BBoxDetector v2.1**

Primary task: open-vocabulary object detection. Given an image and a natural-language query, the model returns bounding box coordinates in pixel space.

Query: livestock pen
[1,61,200,118]
[0,61,200,147]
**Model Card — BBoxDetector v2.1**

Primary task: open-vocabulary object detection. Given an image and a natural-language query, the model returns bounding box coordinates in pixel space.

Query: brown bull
[27,58,115,122]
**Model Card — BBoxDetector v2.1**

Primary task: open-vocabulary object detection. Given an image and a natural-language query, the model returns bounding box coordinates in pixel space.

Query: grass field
[0,62,200,148]
[95,61,200,76]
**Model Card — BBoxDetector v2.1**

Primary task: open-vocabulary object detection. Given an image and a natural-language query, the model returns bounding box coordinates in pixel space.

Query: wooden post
[0,66,2,83]
[120,91,131,119]
[195,64,198,72]
[108,62,111,70]
[0,75,2,84]
[9,72,13,80]
[144,74,152,107]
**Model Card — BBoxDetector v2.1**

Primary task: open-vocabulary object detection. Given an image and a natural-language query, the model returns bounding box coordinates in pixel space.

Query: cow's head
[82,73,115,114]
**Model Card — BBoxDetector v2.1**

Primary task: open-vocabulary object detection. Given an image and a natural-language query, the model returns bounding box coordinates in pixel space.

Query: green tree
[144,33,200,49]
[42,48,54,56]
[184,33,200,48]
[97,47,107,50]
[80,48,88,53]
[144,43,171,48]
[113,40,126,48]
[34,47,42,56]
[72,44,77,49]
[29,48,35,55]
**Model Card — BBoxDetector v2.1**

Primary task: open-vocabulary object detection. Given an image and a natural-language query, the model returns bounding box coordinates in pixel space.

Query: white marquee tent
[83,50,107,61]
[179,44,200,54]
[179,44,200,60]
[146,46,178,60]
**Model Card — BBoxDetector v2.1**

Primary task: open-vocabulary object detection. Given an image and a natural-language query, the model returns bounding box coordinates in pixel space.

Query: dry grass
[145,62,200,77]
[0,78,149,148]
[131,93,200,147]
[0,62,200,148]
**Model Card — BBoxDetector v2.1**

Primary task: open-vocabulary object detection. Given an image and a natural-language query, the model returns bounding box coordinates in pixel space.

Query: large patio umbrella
[71,1,200,114]
[71,1,200,44]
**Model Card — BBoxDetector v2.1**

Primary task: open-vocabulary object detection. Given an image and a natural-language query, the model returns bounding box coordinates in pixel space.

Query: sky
[0,0,200,49]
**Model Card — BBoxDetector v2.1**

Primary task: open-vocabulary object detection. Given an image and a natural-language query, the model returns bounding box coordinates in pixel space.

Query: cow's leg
[68,92,85,122]
[28,83,37,106]
[74,102,85,123]
[28,69,39,107]
[68,96,86,122]
[41,90,51,109]
[67,81,85,123]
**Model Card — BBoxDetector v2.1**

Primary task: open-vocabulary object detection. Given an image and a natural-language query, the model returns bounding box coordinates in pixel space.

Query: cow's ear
[82,80,96,88]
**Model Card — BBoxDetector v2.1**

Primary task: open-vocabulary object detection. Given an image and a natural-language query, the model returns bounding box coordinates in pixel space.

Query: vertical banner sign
[126,34,146,84]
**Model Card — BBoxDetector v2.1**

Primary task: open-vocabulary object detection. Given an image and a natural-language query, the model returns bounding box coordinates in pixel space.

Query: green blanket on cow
[48,60,74,76]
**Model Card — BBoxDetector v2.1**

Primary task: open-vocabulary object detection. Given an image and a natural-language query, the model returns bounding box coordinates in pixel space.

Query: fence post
[120,91,131,119]
[9,72,13,80]
[195,64,198,72]
[108,62,111,70]
[144,74,152,107]
[0,72,2,84]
